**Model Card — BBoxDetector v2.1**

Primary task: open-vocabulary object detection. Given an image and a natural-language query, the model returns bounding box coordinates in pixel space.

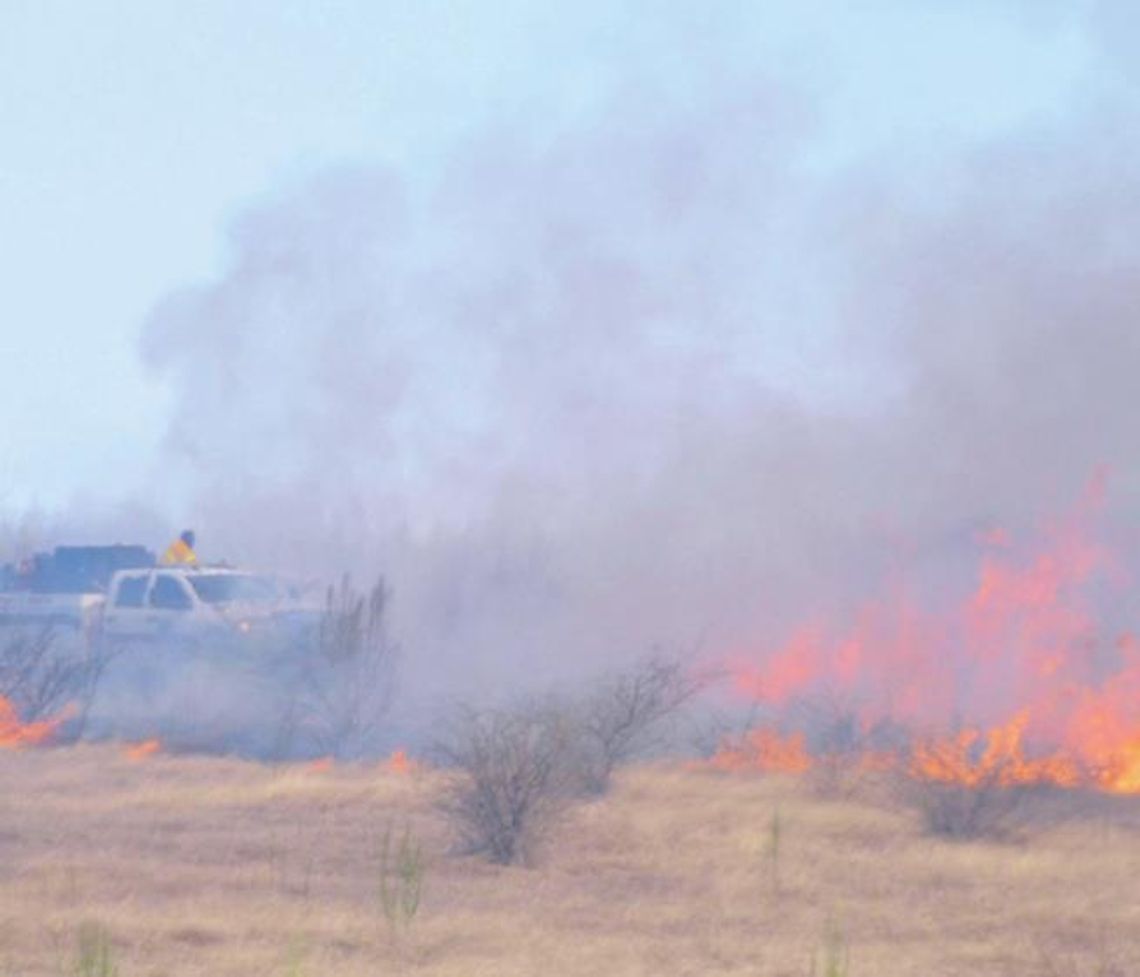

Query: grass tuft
[378,822,425,933]
[810,916,849,977]
[73,922,117,977]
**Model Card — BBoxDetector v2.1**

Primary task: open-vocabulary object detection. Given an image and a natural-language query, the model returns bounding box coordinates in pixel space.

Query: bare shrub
[901,739,1032,839]
[690,702,765,759]
[0,627,115,736]
[437,702,576,866]
[575,654,707,794]
[792,694,907,799]
[436,656,707,864]
[903,775,1034,840]
[900,723,1066,839]
[0,627,72,720]
[287,575,398,759]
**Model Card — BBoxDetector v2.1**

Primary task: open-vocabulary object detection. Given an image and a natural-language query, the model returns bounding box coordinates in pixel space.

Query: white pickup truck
[99,566,318,646]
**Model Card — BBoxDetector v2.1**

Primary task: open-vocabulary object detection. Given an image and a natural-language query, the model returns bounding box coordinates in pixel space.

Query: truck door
[102,571,153,641]
[145,572,197,641]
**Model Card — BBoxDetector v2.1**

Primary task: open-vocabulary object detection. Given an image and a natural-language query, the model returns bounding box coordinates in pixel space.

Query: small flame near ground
[381,748,417,775]
[303,750,417,774]
[709,729,812,775]
[0,695,61,749]
[124,738,163,762]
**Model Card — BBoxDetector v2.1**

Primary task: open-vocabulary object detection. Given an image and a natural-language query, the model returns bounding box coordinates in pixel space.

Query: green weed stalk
[73,922,117,977]
[378,822,425,934]
[810,915,850,977]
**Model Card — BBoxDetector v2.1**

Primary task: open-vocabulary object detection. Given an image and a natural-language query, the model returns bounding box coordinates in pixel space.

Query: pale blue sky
[0,1,1102,512]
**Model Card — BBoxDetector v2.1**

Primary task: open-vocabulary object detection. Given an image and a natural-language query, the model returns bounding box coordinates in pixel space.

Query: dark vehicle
[0,544,156,630]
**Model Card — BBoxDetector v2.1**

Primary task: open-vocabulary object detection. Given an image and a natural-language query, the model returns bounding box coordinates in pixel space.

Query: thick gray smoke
[138,85,1140,708]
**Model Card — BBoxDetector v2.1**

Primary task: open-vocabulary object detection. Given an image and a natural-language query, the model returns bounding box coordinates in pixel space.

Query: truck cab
[102,567,306,645]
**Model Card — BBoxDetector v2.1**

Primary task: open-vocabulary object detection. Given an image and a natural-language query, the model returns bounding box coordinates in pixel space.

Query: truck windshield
[188,575,279,604]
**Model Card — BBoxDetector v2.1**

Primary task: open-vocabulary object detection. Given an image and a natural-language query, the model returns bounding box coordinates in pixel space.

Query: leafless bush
[792,694,907,799]
[0,627,72,720]
[286,575,398,759]
[0,627,115,735]
[903,775,1034,840]
[899,723,1065,839]
[436,656,707,864]
[690,702,765,759]
[436,701,577,866]
[574,654,708,794]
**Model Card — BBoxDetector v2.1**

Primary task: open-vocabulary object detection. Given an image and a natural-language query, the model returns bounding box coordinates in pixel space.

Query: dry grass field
[0,745,1138,976]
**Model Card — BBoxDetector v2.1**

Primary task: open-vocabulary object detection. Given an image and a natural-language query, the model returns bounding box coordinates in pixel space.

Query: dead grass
[0,746,1136,975]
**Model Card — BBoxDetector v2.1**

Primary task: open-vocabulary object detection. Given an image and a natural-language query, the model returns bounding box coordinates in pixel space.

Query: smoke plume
[138,81,1140,715]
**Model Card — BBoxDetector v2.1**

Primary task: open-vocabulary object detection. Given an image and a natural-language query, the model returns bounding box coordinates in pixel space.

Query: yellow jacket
[160,538,198,566]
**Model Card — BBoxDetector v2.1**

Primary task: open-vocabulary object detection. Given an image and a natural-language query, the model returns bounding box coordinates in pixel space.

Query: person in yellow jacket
[161,529,199,566]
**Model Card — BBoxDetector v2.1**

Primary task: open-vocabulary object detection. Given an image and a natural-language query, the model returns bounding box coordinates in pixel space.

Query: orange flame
[307,756,335,773]
[0,695,61,748]
[1095,739,1140,793]
[709,728,811,774]
[909,714,1080,789]
[724,477,1140,796]
[124,738,162,762]
[382,748,417,775]
[702,714,1140,794]
[705,725,901,778]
